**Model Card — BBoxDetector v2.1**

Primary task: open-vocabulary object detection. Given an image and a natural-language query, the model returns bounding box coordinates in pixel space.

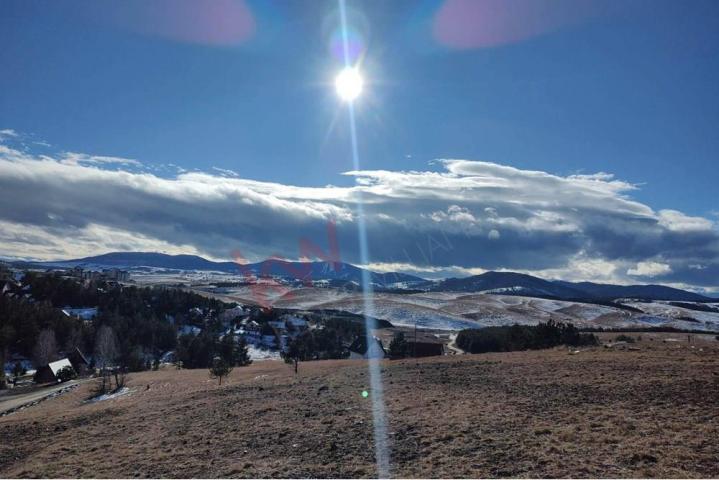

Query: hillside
[1,337,718,478]
[192,286,719,332]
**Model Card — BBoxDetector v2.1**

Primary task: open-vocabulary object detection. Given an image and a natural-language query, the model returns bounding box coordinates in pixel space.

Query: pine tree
[209,356,232,385]
[236,336,252,367]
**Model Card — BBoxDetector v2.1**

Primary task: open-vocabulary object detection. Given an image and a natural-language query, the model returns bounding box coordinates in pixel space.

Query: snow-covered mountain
[34,251,712,302]
[36,252,427,288]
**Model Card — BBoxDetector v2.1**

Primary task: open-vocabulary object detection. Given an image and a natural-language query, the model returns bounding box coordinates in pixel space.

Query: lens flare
[335,67,363,102]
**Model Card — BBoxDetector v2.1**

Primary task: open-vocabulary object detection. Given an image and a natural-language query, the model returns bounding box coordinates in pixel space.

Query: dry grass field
[1,333,718,478]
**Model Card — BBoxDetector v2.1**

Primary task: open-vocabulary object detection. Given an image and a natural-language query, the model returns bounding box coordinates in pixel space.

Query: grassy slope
[1,334,718,478]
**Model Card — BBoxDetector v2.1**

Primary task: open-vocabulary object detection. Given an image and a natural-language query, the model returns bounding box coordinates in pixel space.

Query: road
[0,380,86,415]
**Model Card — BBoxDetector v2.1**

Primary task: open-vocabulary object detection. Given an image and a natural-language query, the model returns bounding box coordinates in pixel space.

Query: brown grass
[1,335,718,478]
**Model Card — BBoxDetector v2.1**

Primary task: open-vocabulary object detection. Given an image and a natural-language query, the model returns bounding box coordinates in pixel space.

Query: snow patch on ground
[87,387,133,403]
[247,344,281,361]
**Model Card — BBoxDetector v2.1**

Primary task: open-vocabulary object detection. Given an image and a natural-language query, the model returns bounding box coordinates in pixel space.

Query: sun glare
[335,67,363,102]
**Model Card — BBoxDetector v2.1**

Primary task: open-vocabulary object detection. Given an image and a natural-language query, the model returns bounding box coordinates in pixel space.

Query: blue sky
[1,0,718,291]
[2,0,718,215]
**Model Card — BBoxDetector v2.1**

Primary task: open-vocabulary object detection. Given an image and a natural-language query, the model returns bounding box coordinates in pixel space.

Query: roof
[61,307,98,320]
[47,358,73,376]
[349,335,386,356]
[69,347,89,365]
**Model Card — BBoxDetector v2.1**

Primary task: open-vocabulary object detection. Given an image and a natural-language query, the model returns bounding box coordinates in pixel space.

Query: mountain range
[35,251,426,288]
[31,251,713,302]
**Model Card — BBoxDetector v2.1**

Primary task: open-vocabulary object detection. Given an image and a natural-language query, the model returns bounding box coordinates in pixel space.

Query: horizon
[7,249,719,297]
[1,0,718,295]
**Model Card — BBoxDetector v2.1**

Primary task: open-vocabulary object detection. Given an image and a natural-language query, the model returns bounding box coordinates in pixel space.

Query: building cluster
[226,314,310,351]
[69,266,130,282]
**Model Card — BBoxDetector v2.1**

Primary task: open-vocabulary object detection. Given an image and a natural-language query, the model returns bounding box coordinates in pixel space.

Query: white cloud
[61,152,142,167]
[627,261,673,277]
[658,209,715,232]
[0,129,19,141]
[0,137,717,289]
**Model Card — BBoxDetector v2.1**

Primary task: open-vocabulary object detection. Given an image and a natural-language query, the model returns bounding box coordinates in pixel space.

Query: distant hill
[35,251,712,302]
[554,280,712,302]
[431,271,589,299]
[38,252,426,288]
[432,272,712,302]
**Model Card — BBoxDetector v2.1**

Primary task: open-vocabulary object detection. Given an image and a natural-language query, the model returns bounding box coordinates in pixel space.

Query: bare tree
[94,326,118,393]
[94,325,118,370]
[33,329,58,367]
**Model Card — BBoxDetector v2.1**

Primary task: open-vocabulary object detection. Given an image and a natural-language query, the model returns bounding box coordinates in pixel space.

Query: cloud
[657,209,714,232]
[0,138,717,290]
[0,129,19,141]
[61,152,143,167]
[627,261,672,277]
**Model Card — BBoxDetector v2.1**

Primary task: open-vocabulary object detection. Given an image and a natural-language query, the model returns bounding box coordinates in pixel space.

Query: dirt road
[0,380,84,415]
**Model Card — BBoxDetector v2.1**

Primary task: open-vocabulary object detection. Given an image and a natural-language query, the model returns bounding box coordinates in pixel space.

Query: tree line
[456,320,598,354]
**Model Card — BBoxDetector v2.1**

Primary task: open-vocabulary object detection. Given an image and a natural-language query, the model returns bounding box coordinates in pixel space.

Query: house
[68,347,90,375]
[1,280,18,296]
[348,335,387,360]
[405,339,445,357]
[33,358,75,384]
[220,305,248,323]
[3,355,33,376]
[61,307,98,321]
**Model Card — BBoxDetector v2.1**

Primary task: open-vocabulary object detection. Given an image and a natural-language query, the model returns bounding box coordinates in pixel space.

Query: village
[0,264,449,398]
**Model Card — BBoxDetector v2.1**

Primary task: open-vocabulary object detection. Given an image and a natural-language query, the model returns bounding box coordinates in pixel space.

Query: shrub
[55,365,76,383]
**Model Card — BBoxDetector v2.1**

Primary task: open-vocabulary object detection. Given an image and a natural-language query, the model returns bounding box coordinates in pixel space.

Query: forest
[0,270,234,386]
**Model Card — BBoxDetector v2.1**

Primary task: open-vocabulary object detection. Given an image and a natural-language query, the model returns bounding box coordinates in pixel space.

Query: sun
[335,67,363,102]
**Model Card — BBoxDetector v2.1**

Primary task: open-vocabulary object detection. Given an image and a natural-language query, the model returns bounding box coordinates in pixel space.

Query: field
[1,334,718,478]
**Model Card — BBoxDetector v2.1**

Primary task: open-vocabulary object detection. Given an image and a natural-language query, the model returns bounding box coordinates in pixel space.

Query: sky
[0,0,718,292]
